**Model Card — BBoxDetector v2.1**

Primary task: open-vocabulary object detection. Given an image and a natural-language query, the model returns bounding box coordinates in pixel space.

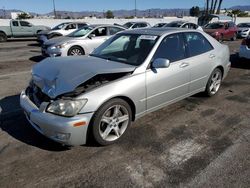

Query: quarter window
[20,21,31,27]
[184,32,213,57]
[153,33,186,63]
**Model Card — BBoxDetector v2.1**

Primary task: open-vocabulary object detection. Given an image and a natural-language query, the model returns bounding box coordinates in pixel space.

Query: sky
[1,0,250,13]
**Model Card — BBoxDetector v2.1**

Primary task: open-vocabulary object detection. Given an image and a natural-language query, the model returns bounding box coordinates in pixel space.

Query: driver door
[146,33,190,112]
[86,27,109,53]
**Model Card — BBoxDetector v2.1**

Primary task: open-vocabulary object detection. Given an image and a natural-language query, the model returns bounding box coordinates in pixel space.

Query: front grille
[26,85,51,108]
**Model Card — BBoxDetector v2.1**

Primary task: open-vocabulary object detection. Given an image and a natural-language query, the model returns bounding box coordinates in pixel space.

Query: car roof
[122,27,194,36]
[88,24,124,28]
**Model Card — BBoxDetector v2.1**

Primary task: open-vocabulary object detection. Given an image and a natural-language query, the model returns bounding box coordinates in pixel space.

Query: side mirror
[88,33,95,39]
[152,58,170,69]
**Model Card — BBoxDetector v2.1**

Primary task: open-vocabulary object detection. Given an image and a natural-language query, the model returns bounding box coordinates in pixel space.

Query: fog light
[54,132,71,141]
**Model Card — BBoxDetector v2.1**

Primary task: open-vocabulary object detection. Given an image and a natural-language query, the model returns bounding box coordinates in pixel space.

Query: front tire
[68,46,85,56]
[0,32,7,42]
[205,68,222,97]
[91,98,132,146]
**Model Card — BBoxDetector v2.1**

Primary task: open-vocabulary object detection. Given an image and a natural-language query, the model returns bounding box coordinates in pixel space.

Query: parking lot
[0,39,250,187]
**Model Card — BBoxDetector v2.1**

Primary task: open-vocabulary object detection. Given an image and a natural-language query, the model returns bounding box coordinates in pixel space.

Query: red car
[203,22,238,42]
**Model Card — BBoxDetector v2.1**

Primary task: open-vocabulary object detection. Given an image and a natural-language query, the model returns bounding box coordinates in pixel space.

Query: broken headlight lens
[46,99,87,117]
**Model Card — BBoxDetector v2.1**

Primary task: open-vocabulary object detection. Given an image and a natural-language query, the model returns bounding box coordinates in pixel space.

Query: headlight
[47,99,87,117]
[242,29,249,32]
[51,43,67,49]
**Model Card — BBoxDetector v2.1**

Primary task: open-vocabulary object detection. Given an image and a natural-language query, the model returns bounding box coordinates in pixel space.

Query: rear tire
[204,68,222,97]
[0,32,7,42]
[68,46,85,56]
[91,98,132,146]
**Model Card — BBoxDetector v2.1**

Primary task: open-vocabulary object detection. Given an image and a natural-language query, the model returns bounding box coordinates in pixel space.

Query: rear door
[146,33,190,112]
[19,21,34,36]
[183,32,215,92]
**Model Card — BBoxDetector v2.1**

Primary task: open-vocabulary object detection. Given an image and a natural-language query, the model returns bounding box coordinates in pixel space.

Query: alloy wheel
[209,71,222,95]
[99,104,129,142]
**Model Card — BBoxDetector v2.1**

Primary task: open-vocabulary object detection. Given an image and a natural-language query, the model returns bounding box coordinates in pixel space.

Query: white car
[37,22,89,44]
[122,22,151,30]
[239,37,250,59]
[41,25,125,57]
[165,21,203,31]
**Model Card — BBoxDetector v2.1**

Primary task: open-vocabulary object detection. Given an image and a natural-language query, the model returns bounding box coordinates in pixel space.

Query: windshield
[165,22,183,27]
[205,23,224,29]
[123,22,134,28]
[67,26,93,37]
[237,23,250,28]
[90,34,159,66]
[52,23,70,30]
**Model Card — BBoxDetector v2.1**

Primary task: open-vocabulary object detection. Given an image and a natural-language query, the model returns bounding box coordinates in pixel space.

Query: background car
[41,24,125,57]
[153,23,168,28]
[237,22,250,38]
[203,22,238,42]
[122,22,151,29]
[21,28,230,146]
[239,37,250,59]
[0,20,49,42]
[164,21,203,31]
[37,22,89,44]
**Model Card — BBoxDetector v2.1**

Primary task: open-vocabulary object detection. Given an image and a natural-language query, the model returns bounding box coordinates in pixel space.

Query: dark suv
[203,22,238,42]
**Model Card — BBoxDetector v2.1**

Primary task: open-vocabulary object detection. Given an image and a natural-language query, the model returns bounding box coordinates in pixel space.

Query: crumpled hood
[32,56,136,98]
[203,28,221,34]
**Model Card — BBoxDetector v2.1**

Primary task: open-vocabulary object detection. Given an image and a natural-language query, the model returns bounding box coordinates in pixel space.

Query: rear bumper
[20,90,94,146]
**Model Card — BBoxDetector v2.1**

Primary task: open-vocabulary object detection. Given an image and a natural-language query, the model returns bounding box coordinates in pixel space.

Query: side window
[190,23,198,29]
[12,21,19,27]
[183,23,189,29]
[185,32,214,57]
[78,23,87,29]
[153,33,186,63]
[92,27,107,37]
[140,23,147,28]
[132,24,139,29]
[65,24,76,30]
[109,27,123,35]
[20,21,31,27]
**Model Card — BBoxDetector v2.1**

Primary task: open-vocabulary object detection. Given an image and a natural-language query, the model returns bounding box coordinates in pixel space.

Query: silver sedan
[20,28,231,146]
[41,24,125,57]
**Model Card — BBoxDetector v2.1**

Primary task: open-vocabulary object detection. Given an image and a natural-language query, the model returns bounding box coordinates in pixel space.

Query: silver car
[237,23,250,38]
[41,25,125,57]
[20,28,231,146]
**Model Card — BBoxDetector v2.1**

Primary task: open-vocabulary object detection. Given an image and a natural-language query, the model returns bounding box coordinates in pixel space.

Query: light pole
[53,0,57,19]
[134,0,137,18]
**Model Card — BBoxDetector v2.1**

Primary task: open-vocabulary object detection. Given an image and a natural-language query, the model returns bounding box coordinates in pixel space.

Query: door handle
[179,62,189,68]
[209,54,216,59]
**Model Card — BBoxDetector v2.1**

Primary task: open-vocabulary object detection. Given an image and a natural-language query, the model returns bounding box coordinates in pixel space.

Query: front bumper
[20,90,94,146]
[239,45,250,59]
[41,47,62,57]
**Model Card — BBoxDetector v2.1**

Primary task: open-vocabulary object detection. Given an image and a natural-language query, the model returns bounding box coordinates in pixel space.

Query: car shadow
[230,53,250,69]
[0,94,69,152]
[29,56,46,63]
[28,43,41,47]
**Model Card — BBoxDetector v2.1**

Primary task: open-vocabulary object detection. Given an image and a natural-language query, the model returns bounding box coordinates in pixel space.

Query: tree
[216,0,223,14]
[106,10,114,19]
[190,6,200,17]
[17,12,33,19]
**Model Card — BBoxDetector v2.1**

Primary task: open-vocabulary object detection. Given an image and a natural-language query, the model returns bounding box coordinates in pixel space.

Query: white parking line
[0,71,31,78]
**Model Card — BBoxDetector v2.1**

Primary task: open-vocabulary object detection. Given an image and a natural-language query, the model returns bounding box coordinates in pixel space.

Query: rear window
[205,23,224,29]
[12,21,19,27]
[185,32,214,57]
